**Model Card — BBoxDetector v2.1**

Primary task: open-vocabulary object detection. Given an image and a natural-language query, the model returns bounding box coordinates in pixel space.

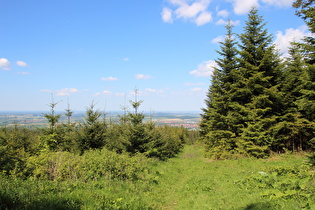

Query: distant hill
[0,111,200,130]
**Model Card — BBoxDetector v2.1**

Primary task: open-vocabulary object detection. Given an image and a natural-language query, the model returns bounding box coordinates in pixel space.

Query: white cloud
[0,58,10,70]
[174,1,208,18]
[261,0,294,7]
[162,7,173,23]
[190,60,218,77]
[212,35,224,44]
[103,90,111,94]
[195,11,212,26]
[212,34,237,44]
[231,0,259,15]
[216,19,226,25]
[94,90,120,96]
[135,74,152,80]
[217,9,229,17]
[274,26,312,56]
[145,88,164,93]
[123,57,130,61]
[101,76,118,81]
[163,0,212,25]
[215,19,240,25]
[228,0,293,15]
[16,61,27,67]
[40,89,53,92]
[57,88,79,96]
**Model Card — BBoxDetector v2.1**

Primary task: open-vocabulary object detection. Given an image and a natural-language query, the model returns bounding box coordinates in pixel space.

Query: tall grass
[1,145,314,209]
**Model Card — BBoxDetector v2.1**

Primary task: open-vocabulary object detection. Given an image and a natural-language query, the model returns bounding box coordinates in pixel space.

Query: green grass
[147,145,315,209]
[1,145,315,209]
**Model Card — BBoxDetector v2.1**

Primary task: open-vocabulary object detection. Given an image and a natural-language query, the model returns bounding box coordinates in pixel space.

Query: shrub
[26,148,151,181]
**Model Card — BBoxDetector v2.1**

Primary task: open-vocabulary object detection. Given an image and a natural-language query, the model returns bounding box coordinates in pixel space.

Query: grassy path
[144,145,305,209]
[145,145,256,209]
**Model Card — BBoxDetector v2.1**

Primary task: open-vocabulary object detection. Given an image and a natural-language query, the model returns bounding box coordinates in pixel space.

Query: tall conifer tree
[235,8,283,157]
[200,21,239,158]
[273,43,314,151]
[292,0,315,150]
[293,0,315,64]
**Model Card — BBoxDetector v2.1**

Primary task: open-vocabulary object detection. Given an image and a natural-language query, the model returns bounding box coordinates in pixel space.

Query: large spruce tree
[293,0,315,64]
[201,8,284,158]
[292,0,315,150]
[273,43,314,151]
[235,8,283,157]
[200,21,239,159]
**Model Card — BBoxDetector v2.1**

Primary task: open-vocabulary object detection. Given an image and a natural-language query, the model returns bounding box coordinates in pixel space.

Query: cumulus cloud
[274,26,312,56]
[190,60,218,77]
[103,90,111,94]
[145,88,164,93]
[215,19,240,26]
[162,7,173,23]
[261,0,294,7]
[212,35,224,44]
[16,61,27,67]
[195,11,212,25]
[40,89,53,92]
[94,90,115,96]
[217,9,229,17]
[57,88,79,96]
[162,0,212,25]
[101,76,118,81]
[231,0,259,15]
[0,58,10,70]
[228,0,293,15]
[135,74,152,80]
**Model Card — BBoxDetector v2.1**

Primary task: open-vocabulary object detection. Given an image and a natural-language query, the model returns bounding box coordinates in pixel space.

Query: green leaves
[239,165,315,203]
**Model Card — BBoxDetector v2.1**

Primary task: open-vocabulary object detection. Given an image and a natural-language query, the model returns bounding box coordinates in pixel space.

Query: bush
[26,148,151,181]
[0,126,40,177]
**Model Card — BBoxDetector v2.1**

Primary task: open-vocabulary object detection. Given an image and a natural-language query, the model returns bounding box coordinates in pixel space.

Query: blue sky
[0,0,311,112]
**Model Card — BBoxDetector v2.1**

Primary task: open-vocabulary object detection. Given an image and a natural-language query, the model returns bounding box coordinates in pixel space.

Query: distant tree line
[200,1,315,159]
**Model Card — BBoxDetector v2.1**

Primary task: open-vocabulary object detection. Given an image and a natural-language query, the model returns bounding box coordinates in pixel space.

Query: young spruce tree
[77,102,107,154]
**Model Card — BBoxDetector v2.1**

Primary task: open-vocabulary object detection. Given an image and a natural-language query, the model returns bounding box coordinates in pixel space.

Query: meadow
[1,145,314,209]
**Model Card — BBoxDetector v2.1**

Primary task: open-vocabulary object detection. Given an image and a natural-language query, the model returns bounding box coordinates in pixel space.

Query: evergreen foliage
[0,97,188,179]
[293,0,315,65]
[200,20,239,159]
[42,95,61,133]
[77,102,107,154]
[236,8,283,157]
[272,43,314,152]
[201,8,299,158]
[201,6,315,159]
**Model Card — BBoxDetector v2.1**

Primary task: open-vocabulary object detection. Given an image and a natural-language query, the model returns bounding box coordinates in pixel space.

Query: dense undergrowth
[1,145,315,209]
